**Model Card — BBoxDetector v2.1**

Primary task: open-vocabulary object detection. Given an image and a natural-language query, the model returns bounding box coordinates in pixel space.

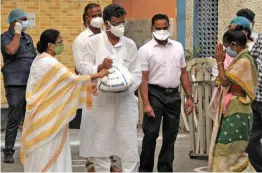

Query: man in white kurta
[72,3,119,172]
[79,4,141,172]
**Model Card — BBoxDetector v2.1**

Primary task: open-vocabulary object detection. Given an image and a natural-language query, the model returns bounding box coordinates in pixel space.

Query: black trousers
[4,86,26,154]
[139,85,181,172]
[246,100,262,172]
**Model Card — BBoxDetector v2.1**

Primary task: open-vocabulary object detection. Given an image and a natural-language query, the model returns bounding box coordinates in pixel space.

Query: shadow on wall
[124,19,152,48]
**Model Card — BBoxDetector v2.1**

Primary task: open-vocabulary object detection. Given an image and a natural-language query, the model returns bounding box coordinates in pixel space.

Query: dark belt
[149,84,178,94]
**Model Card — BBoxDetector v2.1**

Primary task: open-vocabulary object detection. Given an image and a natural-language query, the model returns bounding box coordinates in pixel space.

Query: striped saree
[20,52,92,172]
[208,49,258,172]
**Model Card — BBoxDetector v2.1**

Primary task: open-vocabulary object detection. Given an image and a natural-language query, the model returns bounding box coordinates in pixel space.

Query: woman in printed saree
[20,29,108,172]
[208,29,258,172]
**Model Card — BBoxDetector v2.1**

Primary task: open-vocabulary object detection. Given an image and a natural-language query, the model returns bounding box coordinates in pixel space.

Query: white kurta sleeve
[72,37,84,74]
[72,39,98,75]
[128,45,142,93]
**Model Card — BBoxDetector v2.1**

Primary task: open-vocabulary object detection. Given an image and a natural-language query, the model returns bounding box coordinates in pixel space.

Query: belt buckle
[165,88,173,93]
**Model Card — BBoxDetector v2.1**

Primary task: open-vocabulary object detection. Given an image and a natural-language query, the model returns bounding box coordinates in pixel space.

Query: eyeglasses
[108,20,128,27]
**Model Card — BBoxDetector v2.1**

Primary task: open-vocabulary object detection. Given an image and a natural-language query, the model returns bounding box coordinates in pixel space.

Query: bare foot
[87,167,96,172]
[111,165,120,172]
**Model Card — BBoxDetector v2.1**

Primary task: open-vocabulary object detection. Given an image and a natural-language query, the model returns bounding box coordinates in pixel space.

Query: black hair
[103,4,126,22]
[234,25,253,41]
[223,29,247,47]
[151,14,169,26]
[83,3,100,25]
[37,29,60,53]
[236,8,255,22]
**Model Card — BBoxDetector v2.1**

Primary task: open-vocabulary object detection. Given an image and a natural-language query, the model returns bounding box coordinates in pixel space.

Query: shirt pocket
[119,51,130,68]
[122,58,131,68]
[170,58,182,76]
[170,55,181,68]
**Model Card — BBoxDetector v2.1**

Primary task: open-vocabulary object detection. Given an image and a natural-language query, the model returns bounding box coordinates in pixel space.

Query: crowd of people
[1,3,261,173]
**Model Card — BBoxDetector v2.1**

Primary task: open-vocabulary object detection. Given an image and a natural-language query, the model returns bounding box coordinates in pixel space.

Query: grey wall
[124,19,152,48]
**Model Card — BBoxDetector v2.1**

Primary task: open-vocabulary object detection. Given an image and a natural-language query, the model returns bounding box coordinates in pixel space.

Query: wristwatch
[186,94,193,99]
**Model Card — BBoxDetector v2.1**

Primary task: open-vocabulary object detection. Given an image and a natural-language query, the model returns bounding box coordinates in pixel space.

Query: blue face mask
[21,20,28,31]
[226,43,238,58]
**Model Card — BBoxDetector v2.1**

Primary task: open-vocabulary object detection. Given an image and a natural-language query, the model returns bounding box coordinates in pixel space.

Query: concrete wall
[1,0,112,104]
[185,0,262,52]
[124,20,152,48]
[113,0,177,48]
[185,0,194,52]
[218,0,262,41]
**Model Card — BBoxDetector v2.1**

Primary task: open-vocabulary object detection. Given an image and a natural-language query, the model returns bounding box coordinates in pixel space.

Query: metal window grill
[197,0,218,58]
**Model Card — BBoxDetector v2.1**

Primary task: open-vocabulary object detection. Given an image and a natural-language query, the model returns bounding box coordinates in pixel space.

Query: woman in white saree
[20,29,108,172]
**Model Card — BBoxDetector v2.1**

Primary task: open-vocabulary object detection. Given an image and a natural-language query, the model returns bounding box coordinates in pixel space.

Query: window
[197,0,218,57]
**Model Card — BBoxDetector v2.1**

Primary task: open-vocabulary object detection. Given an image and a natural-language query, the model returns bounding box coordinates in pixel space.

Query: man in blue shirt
[1,9,36,163]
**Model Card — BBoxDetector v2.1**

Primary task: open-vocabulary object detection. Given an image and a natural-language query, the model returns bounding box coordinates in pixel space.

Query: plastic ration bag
[97,61,133,93]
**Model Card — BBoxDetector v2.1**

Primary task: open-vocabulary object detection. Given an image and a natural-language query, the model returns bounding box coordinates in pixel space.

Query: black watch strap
[186,94,193,99]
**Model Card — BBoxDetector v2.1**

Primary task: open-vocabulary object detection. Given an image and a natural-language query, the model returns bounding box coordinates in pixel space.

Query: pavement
[1,128,208,172]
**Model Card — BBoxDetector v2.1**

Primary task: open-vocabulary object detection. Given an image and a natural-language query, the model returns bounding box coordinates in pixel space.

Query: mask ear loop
[47,43,56,55]
[83,13,90,27]
[105,21,112,32]
[230,42,237,51]
[87,16,94,25]
[152,28,156,32]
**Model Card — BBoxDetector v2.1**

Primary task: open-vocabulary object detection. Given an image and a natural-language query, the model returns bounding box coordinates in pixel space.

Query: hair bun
[36,41,42,53]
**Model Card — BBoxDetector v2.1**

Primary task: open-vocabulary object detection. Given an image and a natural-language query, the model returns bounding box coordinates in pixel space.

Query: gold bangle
[217,62,224,66]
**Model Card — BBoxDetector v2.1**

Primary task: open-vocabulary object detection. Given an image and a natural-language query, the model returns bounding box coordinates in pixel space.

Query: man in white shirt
[79,4,141,172]
[138,14,193,172]
[72,3,119,172]
[73,3,103,74]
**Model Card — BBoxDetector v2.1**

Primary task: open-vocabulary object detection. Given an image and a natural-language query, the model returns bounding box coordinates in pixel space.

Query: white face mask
[90,17,104,28]
[21,20,29,31]
[108,22,125,37]
[153,29,170,41]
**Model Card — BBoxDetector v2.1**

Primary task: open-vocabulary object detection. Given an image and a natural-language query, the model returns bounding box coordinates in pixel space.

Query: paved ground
[1,128,208,172]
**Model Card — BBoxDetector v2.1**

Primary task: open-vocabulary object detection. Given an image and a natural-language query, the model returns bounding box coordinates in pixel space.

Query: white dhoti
[80,91,139,171]
[94,157,139,172]
[78,31,142,172]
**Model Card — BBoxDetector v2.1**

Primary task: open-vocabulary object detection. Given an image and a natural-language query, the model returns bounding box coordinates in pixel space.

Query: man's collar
[103,31,123,48]
[86,27,104,37]
[85,27,95,37]
[151,38,172,47]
